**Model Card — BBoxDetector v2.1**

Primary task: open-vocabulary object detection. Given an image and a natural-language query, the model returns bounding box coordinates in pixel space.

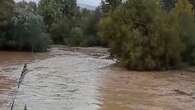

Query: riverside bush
[99,0,185,70]
[0,12,50,52]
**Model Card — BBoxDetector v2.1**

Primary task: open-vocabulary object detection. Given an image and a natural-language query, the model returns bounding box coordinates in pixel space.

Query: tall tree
[174,0,195,64]
[38,0,77,29]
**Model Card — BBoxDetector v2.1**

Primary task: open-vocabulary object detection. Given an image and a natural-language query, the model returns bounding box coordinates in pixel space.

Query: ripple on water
[2,51,114,110]
[2,48,194,110]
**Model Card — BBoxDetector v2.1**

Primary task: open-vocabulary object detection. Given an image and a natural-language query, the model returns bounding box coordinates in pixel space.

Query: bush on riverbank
[175,0,195,65]
[0,1,50,52]
[99,0,195,70]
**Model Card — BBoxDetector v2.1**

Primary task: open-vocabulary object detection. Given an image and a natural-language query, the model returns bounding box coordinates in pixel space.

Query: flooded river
[0,47,195,110]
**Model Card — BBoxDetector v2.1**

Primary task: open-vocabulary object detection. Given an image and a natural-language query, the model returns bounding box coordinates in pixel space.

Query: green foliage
[78,8,102,46]
[16,1,38,14]
[49,17,72,44]
[189,0,195,8]
[101,0,122,13]
[0,0,14,49]
[46,4,102,46]
[38,0,91,46]
[99,0,184,70]
[0,2,50,52]
[174,0,195,65]
[0,0,14,30]
[38,0,77,29]
[161,0,177,11]
[68,27,84,46]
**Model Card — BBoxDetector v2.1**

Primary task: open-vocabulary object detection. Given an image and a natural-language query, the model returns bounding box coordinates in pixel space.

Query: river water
[0,47,195,110]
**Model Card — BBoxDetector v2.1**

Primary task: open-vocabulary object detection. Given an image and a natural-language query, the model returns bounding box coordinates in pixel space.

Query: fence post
[10,64,28,110]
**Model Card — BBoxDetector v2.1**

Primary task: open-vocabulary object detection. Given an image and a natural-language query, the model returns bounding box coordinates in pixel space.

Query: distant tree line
[38,0,102,46]
[0,0,103,52]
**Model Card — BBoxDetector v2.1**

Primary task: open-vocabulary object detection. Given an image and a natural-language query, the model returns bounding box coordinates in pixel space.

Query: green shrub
[49,8,102,47]
[78,8,102,47]
[1,12,50,52]
[0,0,14,45]
[174,0,195,65]
[68,27,84,46]
[99,0,184,70]
[0,0,14,29]
[49,18,72,44]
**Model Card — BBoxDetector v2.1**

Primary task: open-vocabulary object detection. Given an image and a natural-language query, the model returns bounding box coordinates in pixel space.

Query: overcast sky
[15,0,101,7]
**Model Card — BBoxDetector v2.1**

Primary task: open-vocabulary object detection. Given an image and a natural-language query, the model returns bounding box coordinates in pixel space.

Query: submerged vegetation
[0,0,195,70]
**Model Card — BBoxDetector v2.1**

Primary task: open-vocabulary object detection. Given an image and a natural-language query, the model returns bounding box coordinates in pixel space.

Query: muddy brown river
[0,47,195,110]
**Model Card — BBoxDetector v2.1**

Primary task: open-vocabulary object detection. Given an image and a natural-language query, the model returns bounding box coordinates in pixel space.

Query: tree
[78,8,102,46]
[49,17,72,44]
[0,2,50,52]
[173,0,195,65]
[16,1,38,14]
[160,0,177,12]
[101,0,122,13]
[38,0,77,29]
[38,0,78,44]
[189,0,195,8]
[0,0,14,48]
[99,0,184,70]
[0,0,14,30]
[8,13,49,52]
